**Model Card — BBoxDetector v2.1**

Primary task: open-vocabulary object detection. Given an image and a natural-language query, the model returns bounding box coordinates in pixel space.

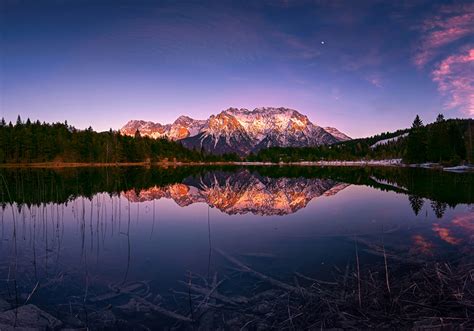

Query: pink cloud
[432,48,474,115]
[414,4,474,68]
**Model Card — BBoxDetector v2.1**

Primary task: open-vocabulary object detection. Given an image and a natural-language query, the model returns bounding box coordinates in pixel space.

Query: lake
[0,166,473,329]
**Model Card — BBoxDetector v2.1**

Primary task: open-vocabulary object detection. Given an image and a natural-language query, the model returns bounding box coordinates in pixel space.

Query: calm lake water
[0,166,472,329]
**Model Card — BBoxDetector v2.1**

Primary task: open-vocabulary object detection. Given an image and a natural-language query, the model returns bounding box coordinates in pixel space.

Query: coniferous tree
[427,119,447,162]
[415,115,422,127]
[405,115,427,164]
[467,120,473,164]
[447,121,466,163]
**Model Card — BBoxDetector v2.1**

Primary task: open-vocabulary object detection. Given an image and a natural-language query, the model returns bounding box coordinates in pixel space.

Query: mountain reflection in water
[123,169,350,215]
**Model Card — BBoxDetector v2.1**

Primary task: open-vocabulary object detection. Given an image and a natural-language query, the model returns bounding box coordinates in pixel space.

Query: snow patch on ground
[443,165,474,173]
[370,133,408,149]
[236,159,403,167]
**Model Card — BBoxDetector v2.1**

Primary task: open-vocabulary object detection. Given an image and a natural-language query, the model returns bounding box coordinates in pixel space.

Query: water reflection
[123,169,350,215]
[0,166,472,329]
[408,195,424,216]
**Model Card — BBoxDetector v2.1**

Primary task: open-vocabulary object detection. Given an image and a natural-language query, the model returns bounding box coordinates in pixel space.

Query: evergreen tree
[413,115,423,128]
[467,120,473,164]
[447,122,466,163]
[427,120,448,162]
[405,115,427,164]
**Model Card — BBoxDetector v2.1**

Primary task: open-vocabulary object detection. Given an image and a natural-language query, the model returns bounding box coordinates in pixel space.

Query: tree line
[404,115,472,164]
[249,116,473,165]
[1,115,472,165]
[0,116,239,164]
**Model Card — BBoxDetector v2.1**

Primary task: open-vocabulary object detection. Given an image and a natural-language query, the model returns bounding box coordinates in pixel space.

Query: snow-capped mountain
[121,116,206,140]
[120,107,351,155]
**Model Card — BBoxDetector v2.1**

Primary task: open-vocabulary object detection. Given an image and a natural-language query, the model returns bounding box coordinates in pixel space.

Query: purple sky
[1,0,473,138]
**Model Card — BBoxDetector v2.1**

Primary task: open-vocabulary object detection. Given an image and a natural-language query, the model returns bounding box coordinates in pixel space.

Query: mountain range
[120,107,351,155]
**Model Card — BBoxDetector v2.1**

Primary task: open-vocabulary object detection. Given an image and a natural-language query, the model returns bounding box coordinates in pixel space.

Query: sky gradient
[1,0,473,138]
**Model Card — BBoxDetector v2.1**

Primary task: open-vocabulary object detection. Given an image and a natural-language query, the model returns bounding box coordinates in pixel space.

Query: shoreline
[0,159,403,168]
[1,159,472,172]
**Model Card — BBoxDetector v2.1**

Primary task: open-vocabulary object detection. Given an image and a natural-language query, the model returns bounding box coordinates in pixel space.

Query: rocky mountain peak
[120,107,351,155]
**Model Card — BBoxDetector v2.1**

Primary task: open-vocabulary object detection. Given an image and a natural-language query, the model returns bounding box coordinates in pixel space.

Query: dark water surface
[0,166,472,329]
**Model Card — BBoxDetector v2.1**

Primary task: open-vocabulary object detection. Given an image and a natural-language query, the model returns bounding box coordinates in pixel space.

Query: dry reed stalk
[355,238,362,308]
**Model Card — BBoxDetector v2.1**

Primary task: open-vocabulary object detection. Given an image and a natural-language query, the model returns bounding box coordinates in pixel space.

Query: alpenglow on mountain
[120,107,351,155]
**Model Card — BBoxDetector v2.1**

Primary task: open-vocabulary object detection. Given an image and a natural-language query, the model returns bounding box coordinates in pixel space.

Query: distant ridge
[121,107,351,155]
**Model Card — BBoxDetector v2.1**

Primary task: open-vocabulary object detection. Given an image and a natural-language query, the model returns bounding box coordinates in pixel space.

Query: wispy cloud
[414,3,474,68]
[366,74,383,88]
[413,3,474,115]
[432,47,474,115]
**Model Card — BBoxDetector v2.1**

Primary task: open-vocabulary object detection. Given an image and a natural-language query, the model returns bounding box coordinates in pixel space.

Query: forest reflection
[1,166,472,216]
